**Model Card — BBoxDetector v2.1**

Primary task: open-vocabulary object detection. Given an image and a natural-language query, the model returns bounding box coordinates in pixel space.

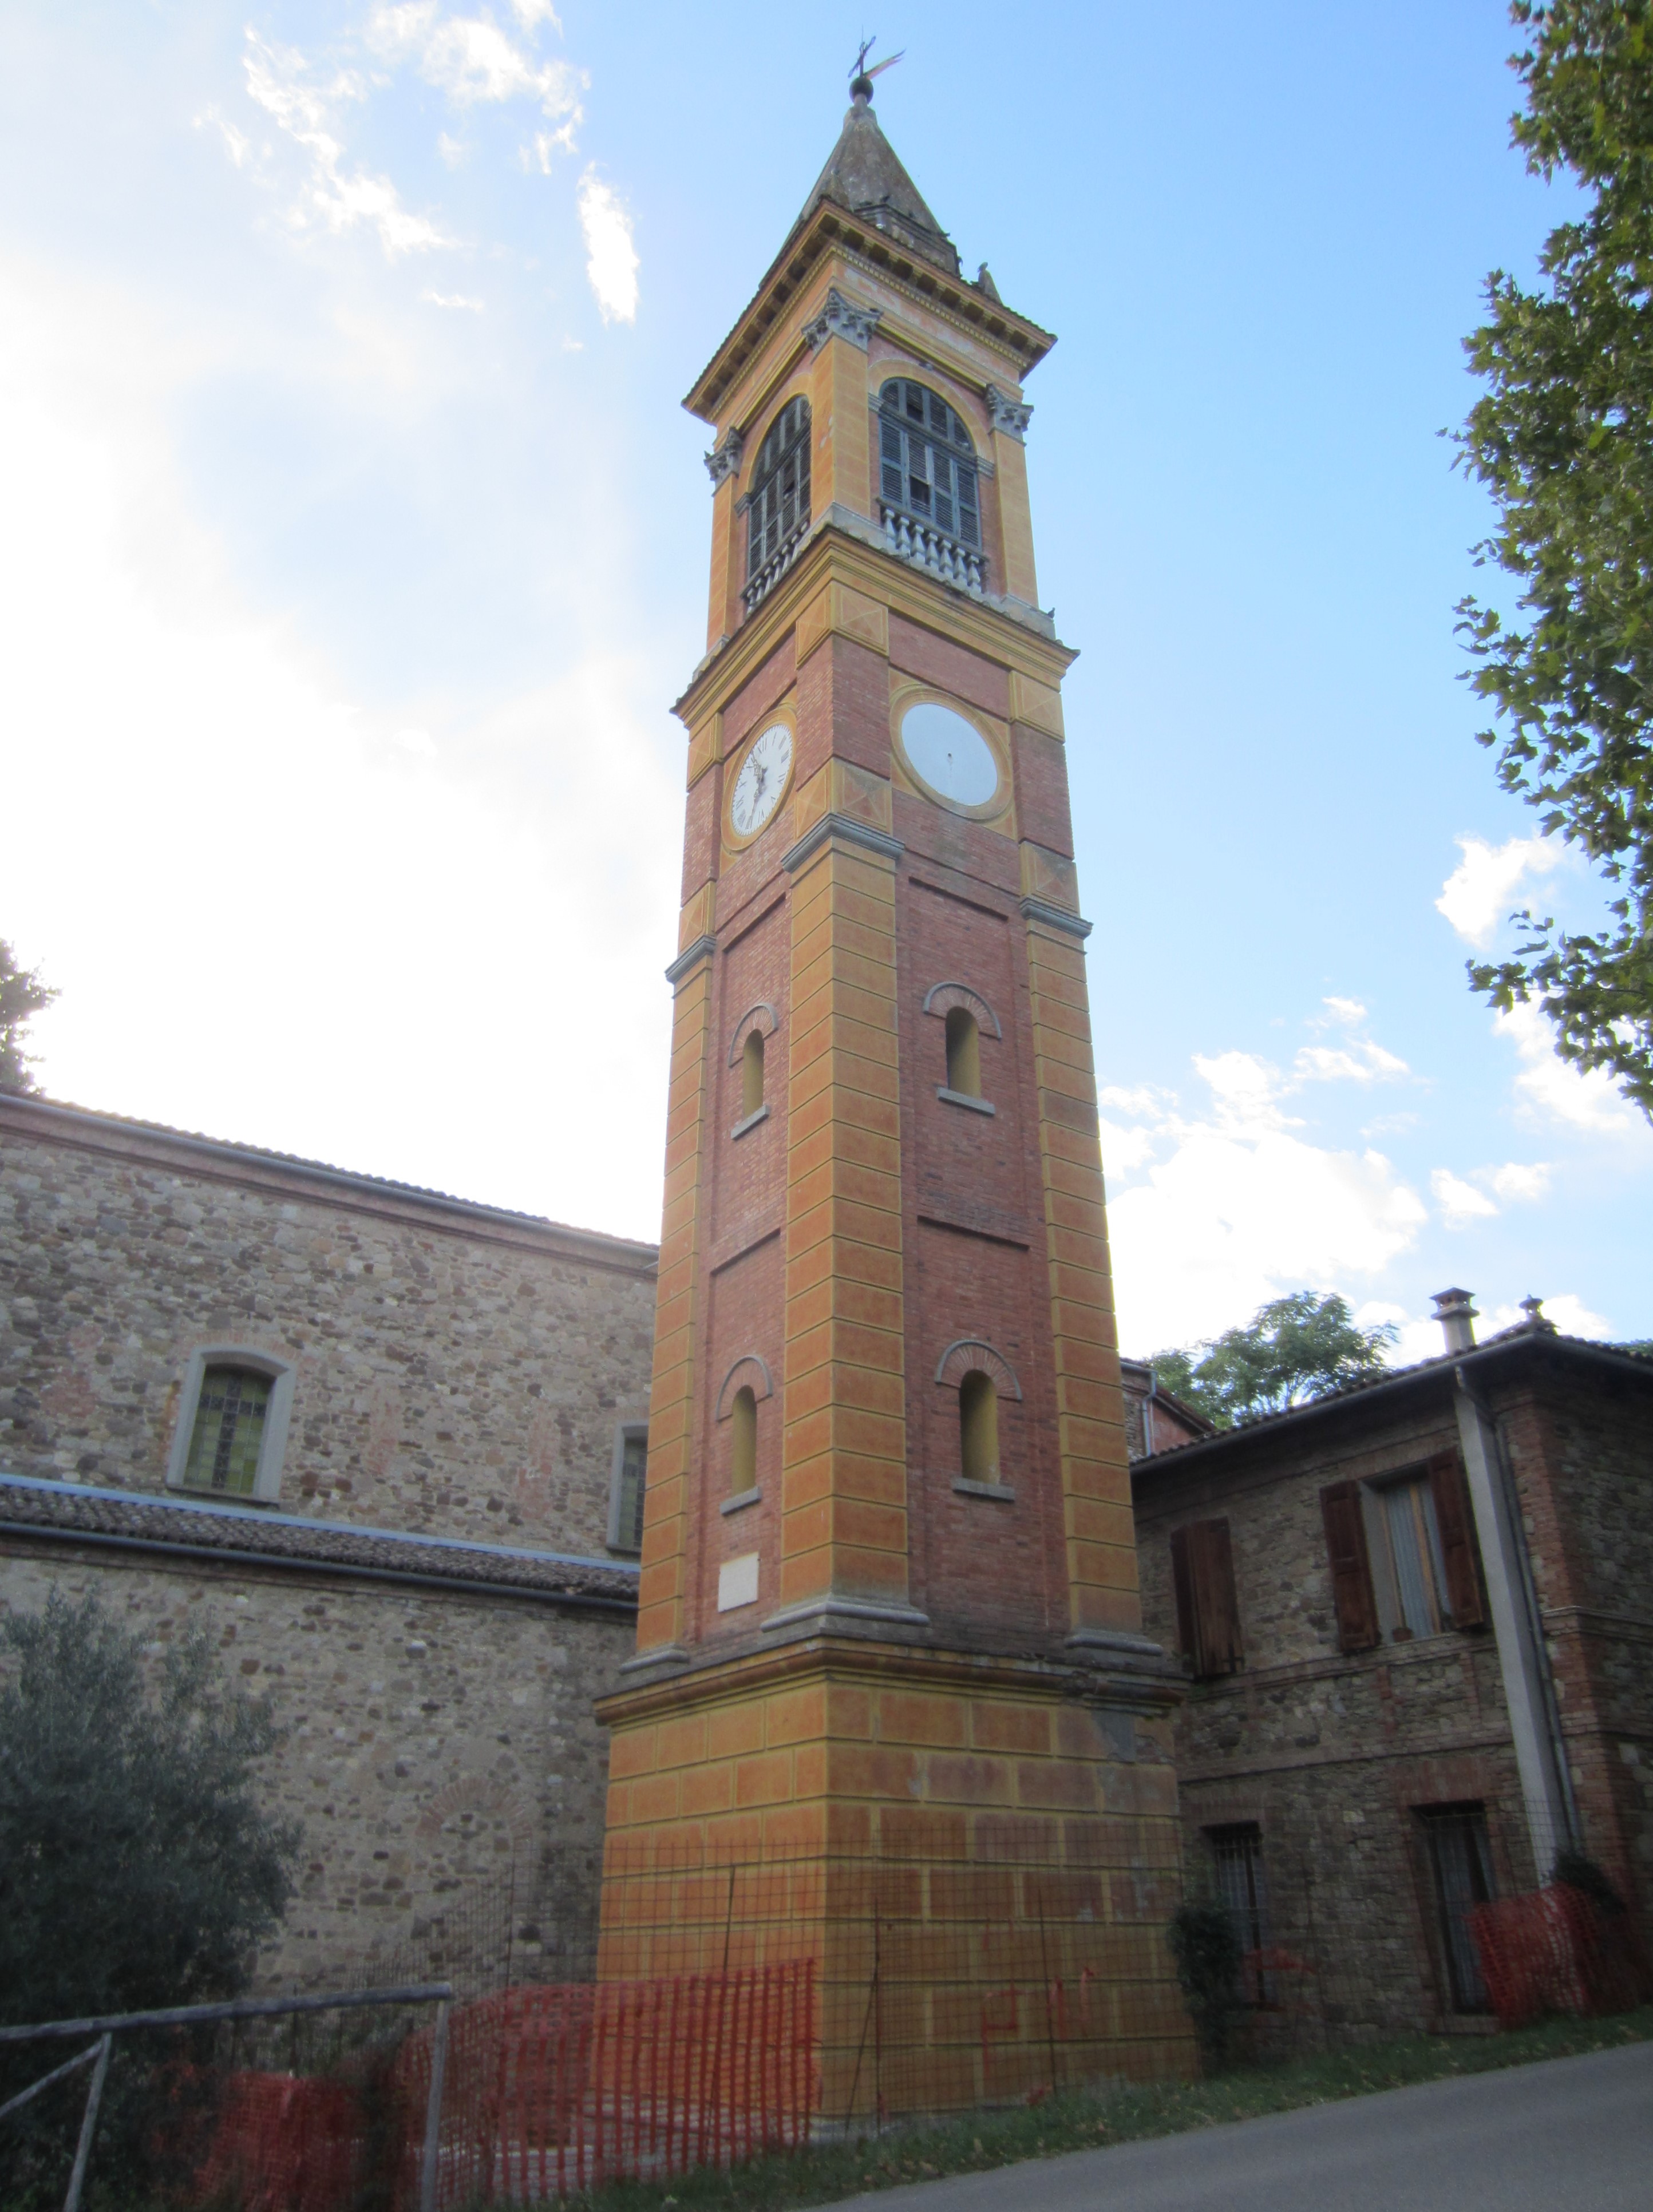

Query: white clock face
[899,701,1000,809]
[730,722,793,840]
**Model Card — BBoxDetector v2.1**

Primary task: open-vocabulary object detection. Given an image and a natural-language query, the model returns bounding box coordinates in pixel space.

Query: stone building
[0,1090,657,1993]
[1132,1292,1653,2033]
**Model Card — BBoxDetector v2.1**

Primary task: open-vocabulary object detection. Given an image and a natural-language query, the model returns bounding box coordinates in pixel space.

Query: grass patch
[540,2006,1653,2212]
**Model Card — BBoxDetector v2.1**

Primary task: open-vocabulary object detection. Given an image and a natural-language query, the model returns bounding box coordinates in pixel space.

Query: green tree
[1454,1,1653,1117]
[0,939,56,1094]
[0,1590,300,2031]
[1150,1292,1396,1430]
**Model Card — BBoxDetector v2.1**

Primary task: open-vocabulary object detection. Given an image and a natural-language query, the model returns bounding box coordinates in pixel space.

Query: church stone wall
[0,1100,656,1556]
[0,1539,632,1994]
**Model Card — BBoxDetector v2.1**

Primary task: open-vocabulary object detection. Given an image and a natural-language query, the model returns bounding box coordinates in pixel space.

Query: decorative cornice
[674,525,1075,730]
[663,933,717,986]
[1018,895,1093,940]
[761,1593,931,1636]
[781,812,905,876]
[802,286,882,354]
[985,385,1034,442]
[703,429,744,490]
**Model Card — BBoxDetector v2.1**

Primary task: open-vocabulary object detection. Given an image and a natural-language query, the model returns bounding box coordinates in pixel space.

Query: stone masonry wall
[0,1539,634,1996]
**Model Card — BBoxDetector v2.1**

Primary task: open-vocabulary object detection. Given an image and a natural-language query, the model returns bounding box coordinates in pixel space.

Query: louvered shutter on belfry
[1321,1481,1381,1652]
[1427,1450,1486,1629]
[1169,1519,1243,1678]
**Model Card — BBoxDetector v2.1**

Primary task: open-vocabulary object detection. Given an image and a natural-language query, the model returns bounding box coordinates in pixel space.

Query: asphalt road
[826,2043,1653,2212]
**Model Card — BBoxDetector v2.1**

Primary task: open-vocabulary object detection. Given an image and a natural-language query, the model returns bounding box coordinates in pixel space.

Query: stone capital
[985,385,1034,442]
[703,429,744,490]
[803,287,882,354]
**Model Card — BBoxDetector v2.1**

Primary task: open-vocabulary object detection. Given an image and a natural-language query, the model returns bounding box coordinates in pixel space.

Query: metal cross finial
[849,37,903,98]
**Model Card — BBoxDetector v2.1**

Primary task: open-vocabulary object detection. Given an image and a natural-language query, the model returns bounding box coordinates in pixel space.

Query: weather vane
[850,35,904,98]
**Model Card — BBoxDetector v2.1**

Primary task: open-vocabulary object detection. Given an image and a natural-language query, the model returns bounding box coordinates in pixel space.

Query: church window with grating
[181,1366,271,1497]
[747,397,811,581]
[609,1422,649,1553]
[879,380,979,547]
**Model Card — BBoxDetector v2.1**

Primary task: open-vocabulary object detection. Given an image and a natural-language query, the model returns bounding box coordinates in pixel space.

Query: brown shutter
[1192,1518,1243,1675]
[1170,1519,1243,1677]
[1321,1481,1381,1652]
[1427,1449,1485,1630]
[1170,1525,1201,1672]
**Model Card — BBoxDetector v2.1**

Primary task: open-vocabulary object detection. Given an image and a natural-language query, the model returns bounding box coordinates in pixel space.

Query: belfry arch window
[747,397,811,587]
[879,380,980,548]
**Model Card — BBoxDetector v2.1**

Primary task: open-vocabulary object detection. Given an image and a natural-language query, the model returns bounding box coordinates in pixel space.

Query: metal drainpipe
[1435,1288,1576,1862]
[1453,1361,1579,1863]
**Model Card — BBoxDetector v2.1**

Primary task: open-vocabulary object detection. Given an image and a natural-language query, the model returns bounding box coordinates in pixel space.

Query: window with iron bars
[746,397,811,582]
[1417,1802,1496,2013]
[879,379,980,548]
[1207,1822,1275,2007]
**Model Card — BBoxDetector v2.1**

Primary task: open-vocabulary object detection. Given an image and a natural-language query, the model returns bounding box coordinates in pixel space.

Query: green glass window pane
[183,1367,271,1497]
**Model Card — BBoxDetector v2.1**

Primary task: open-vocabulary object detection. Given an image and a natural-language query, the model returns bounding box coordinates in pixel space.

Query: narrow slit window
[959,1370,999,1485]
[944,1007,982,1097]
[741,1028,765,1119]
[730,1386,758,1497]
[181,1367,272,1497]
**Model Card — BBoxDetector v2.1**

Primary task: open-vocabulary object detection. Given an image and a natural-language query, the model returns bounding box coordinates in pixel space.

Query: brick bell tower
[596,73,1191,2098]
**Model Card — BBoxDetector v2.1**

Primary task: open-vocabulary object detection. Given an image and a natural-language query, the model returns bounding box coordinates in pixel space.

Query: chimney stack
[1433,1288,1478,1354]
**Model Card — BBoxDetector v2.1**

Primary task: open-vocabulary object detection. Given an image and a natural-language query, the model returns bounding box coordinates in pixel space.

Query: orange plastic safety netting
[183,1960,816,2209]
[1467,1885,1651,2031]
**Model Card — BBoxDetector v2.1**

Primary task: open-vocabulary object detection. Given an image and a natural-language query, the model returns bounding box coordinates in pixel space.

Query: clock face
[899,701,1000,810]
[730,722,793,840]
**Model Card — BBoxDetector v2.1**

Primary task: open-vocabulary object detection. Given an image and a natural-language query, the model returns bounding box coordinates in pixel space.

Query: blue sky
[3,0,1649,1359]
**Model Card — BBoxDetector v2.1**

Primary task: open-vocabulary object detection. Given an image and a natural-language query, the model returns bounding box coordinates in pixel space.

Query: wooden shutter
[1321,1481,1381,1652]
[1169,1519,1243,1677]
[1427,1449,1485,1630]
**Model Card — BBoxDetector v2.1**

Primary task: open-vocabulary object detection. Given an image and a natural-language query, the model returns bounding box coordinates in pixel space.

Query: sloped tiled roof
[1132,1322,1653,1478]
[0,1473,639,1612]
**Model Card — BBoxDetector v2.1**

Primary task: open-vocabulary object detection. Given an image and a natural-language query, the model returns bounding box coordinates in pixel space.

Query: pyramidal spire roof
[793,84,960,278]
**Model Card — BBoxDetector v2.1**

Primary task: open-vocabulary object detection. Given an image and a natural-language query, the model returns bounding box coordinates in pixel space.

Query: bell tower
[597,76,1191,2101]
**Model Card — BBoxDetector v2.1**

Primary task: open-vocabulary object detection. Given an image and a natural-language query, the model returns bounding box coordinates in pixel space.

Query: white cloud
[244,33,452,258]
[1437,833,1565,948]
[1314,995,1368,1028]
[368,5,583,130]
[437,131,468,167]
[511,0,562,27]
[421,290,484,310]
[1484,1293,1612,1339]
[577,167,639,323]
[1295,1038,1409,1085]
[1486,1160,1552,1204]
[1494,1000,1648,1136]
[1104,1050,1427,1352]
[1431,1168,1498,1226]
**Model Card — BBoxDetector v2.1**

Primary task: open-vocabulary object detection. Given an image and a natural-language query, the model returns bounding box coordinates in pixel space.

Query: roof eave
[1130,1329,1653,1486]
[682,196,1055,427]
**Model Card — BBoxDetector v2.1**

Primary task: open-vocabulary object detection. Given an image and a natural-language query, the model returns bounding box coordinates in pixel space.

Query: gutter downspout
[1447,1348,1578,1868]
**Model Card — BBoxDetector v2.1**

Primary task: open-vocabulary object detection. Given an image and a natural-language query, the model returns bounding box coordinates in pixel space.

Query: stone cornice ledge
[665,934,717,986]
[782,814,905,876]
[1019,896,1093,940]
